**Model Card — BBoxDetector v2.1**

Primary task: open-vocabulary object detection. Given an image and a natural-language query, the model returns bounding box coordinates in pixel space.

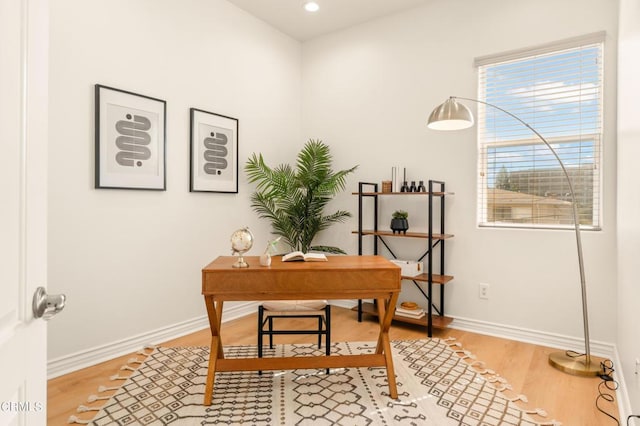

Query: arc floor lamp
[427,96,603,377]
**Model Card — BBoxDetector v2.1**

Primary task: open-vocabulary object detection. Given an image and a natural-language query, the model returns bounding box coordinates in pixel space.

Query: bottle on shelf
[409,181,417,192]
[400,181,409,192]
[417,180,426,192]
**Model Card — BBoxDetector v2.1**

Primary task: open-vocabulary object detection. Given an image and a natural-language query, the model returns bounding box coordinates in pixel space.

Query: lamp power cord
[564,351,621,424]
[595,358,619,424]
[564,351,640,425]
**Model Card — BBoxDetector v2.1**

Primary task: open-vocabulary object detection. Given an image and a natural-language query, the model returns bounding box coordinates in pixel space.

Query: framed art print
[190,108,239,193]
[95,84,166,190]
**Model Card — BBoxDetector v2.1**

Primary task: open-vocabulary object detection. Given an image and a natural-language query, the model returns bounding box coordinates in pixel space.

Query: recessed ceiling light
[303,1,320,12]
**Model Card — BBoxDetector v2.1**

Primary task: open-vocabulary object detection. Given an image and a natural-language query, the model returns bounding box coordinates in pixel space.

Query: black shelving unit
[352,180,453,337]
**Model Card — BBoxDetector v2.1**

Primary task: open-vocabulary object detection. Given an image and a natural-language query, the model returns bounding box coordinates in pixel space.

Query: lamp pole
[429,96,601,376]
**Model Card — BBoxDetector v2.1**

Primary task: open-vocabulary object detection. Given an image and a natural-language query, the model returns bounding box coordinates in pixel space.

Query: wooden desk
[201,255,401,405]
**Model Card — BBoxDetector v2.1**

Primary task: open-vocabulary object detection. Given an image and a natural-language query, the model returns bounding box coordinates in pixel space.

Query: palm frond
[296,140,331,187]
[316,211,352,231]
[245,153,272,189]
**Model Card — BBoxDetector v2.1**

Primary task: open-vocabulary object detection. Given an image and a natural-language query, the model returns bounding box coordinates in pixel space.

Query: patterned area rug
[69,339,560,425]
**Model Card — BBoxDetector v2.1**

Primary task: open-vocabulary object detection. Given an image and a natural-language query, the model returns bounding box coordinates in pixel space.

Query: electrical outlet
[479,283,489,299]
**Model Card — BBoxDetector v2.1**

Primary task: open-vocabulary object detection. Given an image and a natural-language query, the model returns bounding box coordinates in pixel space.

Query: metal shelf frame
[355,180,451,336]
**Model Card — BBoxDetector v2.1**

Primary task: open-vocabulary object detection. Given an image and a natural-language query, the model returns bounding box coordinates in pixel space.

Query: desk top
[202,255,400,300]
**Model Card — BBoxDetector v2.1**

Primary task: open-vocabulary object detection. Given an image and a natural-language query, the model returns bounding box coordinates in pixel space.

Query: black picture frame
[95,84,167,190]
[189,108,239,193]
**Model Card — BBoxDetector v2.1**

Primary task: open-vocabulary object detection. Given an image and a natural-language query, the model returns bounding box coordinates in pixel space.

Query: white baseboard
[334,301,616,356]
[449,315,616,358]
[47,301,259,379]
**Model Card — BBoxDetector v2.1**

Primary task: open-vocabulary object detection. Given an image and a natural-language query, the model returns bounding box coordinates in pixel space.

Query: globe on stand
[230,227,254,268]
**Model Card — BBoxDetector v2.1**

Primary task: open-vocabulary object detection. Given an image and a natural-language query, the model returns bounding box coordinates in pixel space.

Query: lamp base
[548,351,604,377]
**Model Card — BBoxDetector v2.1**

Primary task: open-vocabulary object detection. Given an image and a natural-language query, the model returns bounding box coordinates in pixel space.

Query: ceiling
[226,0,429,41]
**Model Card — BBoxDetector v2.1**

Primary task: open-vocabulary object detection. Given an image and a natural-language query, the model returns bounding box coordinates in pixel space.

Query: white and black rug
[72,339,559,425]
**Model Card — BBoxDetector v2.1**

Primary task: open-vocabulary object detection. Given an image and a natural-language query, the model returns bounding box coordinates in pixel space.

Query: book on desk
[282,251,328,262]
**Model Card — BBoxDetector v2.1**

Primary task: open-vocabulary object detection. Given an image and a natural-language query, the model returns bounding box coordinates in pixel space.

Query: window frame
[475,34,604,231]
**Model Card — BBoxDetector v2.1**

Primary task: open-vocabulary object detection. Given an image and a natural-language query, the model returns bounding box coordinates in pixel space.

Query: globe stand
[232,253,249,268]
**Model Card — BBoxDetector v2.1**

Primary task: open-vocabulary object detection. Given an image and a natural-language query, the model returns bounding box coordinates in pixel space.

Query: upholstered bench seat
[262,299,328,312]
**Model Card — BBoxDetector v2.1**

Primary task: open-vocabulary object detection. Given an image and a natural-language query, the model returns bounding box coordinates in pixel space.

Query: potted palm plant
[245,139,358,254]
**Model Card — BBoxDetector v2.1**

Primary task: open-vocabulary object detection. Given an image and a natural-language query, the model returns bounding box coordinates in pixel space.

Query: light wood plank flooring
[48,306,620,425]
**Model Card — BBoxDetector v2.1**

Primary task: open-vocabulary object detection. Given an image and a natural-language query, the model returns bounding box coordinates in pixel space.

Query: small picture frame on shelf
[189,108,239,193]
[94,84,167,190]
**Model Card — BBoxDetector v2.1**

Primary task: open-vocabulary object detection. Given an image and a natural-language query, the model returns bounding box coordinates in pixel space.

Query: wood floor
[48,306,620,425]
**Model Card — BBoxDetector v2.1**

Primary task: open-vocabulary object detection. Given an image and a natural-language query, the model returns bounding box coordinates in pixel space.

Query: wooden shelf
[352,230,454,240]
[402,273,453,284]
[352,302,453,329]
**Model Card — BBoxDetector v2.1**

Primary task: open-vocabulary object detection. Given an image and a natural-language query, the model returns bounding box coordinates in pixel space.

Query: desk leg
[214,300,224,359]
[203,296,225,405]
[375,294,399,399]
[374,299,386,355]
[205,297,225,359]
[374,294,396,354]
[204,336,220,406]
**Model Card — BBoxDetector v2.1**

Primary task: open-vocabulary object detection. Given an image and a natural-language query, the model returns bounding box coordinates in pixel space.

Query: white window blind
[476,35,604,229]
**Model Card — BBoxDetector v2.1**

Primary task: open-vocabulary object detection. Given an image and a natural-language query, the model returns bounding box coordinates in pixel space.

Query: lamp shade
[427,97,474,130]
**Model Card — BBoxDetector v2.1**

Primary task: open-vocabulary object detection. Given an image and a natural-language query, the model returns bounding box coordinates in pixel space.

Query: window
[476,33,604,229]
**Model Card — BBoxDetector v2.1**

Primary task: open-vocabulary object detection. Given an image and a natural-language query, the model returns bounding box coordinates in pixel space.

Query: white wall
[617,0,640,416]
[302,0,619,346]
[48,0,302,362]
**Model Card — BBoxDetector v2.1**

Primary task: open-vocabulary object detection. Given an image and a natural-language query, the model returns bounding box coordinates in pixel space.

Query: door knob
[32,286,66,320]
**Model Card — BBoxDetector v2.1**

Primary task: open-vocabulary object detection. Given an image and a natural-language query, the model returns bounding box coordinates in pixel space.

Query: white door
[0,0,51,424]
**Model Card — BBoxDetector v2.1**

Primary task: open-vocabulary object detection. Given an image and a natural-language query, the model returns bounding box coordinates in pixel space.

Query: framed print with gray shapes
[190,108,238,193]
[95,84,166,190]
